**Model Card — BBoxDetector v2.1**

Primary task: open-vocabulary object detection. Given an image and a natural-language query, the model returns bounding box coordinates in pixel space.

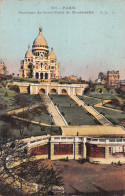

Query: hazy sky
[0,0,125,80]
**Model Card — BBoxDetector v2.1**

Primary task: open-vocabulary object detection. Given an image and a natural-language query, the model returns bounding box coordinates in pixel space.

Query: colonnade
[34,72,50,80]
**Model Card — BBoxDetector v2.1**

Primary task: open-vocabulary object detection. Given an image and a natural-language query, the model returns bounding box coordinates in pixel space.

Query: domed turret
[25,45,33,58]
[33,27,48,46]
[49,48,56,59]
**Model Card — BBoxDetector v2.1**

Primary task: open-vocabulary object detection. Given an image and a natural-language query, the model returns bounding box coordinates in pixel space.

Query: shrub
[51,122,54,125]
[61,112,65,116]
[4,92,8,97]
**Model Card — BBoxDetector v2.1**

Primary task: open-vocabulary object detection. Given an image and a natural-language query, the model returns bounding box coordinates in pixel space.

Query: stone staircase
[42,94,68,126]
[69,94,112,126]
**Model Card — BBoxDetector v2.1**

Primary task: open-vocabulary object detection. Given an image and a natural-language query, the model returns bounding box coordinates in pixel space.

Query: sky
[0,0,125,81]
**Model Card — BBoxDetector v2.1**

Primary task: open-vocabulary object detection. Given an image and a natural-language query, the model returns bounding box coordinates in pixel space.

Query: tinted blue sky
[0,0,125,80]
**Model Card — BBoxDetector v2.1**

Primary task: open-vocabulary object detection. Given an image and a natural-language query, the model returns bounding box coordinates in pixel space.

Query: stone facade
[16,83,88,95]
[106,70,120,88]
[26,136,125,164]
[20,27,60,81]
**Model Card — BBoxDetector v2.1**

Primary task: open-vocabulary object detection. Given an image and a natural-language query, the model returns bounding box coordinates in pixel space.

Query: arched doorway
[36,72,39,79]
[45,73,48,79]
[61,89,67,95]
[50,88,57,94]
[39,88,45,94]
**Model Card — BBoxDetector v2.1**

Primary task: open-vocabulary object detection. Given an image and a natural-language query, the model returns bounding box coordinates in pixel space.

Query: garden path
[95,100,123,112]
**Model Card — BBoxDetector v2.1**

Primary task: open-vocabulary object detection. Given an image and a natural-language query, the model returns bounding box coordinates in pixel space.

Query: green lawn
[95,107,125,125]
[78,96,101,106]
[15,106,53,125]
[0,84,18,111]
[58,106,100,125]
[0,116,61,142]
[49,95,77,106]
[0,84,42,111]
[104,103,121,110]
[87,93,116,100]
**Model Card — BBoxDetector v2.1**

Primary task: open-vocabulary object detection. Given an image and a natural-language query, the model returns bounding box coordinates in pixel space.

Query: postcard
[0,0,125,195]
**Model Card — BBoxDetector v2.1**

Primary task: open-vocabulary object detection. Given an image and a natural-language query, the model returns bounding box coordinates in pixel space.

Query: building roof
[107,70,119,74]
[49,48,56,59]
[25,46,33,58]
[33,27,48,46]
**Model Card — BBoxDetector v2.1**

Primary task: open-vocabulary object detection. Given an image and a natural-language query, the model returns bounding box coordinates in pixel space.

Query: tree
[98,72,106,81]
[0,138,64,196]
[3,65,8,75]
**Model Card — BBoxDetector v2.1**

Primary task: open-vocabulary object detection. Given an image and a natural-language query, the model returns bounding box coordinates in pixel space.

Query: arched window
[40,73,43,79]
[45,73,48,79]
[36,72,39,79]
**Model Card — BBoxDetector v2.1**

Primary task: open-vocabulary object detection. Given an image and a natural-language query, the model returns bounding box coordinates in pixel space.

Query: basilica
[19,27,60,81]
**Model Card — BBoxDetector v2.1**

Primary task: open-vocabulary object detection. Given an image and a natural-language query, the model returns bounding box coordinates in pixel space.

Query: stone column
[105,146,109,159]
[68,87,70,95]
[33,72,36,79]
[43,73,45,79]
[81,88,83,96]
[30,85,32,94]
[46,85,49,95]
[50,142,54,160]
[83,138,87,159]
[73,87,75,95]
[48,72,50,80]
[35,85,38,94]
[58,86,60,94]
[24,69,26,78]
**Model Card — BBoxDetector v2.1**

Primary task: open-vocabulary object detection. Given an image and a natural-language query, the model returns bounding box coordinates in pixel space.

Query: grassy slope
[78,95,101,106]
[49,95,77,106]
[0,84,60,141]
[58,106,100,125]
[95,107,125,125]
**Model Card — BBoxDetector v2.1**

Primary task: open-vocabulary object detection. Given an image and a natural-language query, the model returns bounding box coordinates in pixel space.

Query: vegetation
[15,105,53,125]
[95,107,125,125]
[58,106,100,125]
[104,103,121,110]
[0,83,61,141]
[13,160,63,195]
[0,140,63,195]
[0,84,43,111]
[87,93,116,100]
[78,95,101,106]
[0,114,61,141]
[103,96,125,111]
[49,95,76,106]
[13,76,39,83]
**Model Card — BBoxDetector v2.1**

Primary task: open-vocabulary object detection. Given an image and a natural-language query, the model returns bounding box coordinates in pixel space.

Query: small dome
[49,48,56,59]
[33,27,48,46]
[25,46,33,58]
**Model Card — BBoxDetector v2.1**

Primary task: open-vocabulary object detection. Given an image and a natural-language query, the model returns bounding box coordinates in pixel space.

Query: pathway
[70,94,112,126]
[41,95,68,126]
[7,103,41,115]
[94,100,123,112]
